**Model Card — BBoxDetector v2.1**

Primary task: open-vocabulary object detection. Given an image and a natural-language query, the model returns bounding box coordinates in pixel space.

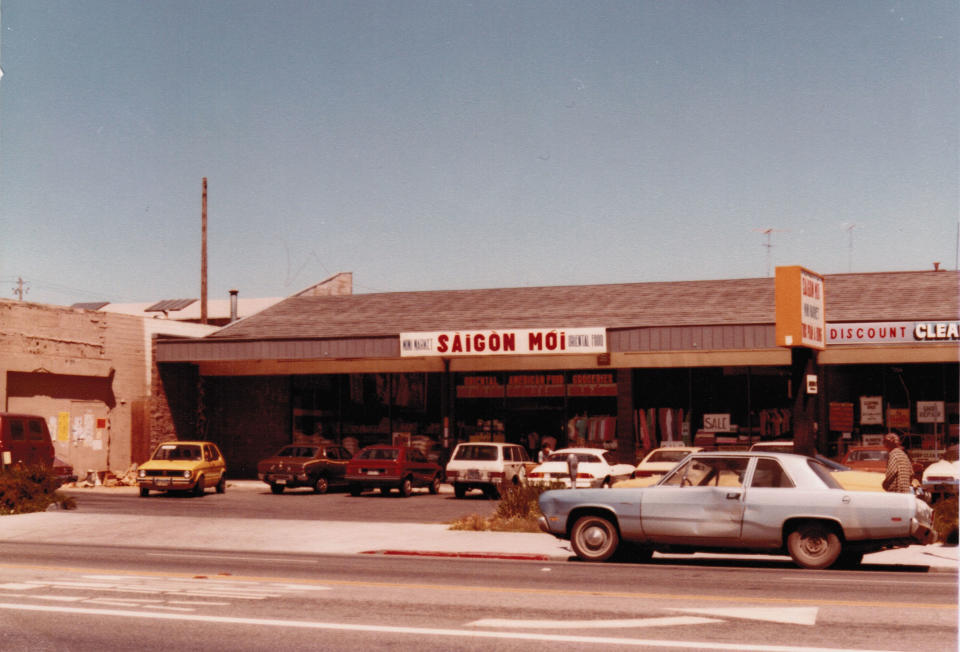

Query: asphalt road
[62,482,499,523]
[0,542,956,651]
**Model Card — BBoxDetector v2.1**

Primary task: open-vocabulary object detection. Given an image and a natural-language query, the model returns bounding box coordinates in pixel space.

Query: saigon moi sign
[827,321,960,344]
[775,266,825,350]
[399,327,607,357]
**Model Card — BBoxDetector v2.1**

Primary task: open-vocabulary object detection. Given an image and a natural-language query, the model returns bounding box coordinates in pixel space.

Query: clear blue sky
[1,1,957,305]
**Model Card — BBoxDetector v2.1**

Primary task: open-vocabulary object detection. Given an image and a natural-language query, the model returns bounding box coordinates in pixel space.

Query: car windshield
[154,444,201,461]
[646,450,691,463]
[453,445,499,461]
[277,446,319,458]
[357,448,399,461]
[545,452,601,464]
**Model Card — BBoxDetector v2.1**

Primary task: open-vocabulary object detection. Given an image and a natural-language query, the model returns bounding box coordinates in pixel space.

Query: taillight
[446,470,458,479]
[489,472,505,479]
[576,473,595,479]
[635,471,654,477]
[528,472,543,478]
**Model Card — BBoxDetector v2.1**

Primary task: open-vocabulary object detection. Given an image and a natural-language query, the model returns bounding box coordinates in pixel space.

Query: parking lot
[62,480,500,524]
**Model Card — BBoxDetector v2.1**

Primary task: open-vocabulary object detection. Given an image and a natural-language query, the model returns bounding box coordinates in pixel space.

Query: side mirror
[567,453,579,489]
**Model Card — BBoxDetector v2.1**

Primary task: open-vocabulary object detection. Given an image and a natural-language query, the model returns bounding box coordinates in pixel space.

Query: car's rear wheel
[570,514,619,562]
[484,484,501,499]
[270,483,284,494]
[216,476,226,494]
[399,477,413,497]
[454,483,467,499]
[349,485,363,497]
[314,476,329,494]
[193,476,205,497]
[139,487,149,497]
[428,474,440,495]
[787,521,842,569]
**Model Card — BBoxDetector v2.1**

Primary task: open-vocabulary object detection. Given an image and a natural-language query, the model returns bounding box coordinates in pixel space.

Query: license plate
[367,469,381,476]
[276,478,287,485]
[156,478,170,487]
[467,469,480,480]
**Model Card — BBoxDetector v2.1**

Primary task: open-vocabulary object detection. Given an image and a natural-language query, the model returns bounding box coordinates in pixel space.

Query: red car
[841,445,924,475]
[345,445,442,497]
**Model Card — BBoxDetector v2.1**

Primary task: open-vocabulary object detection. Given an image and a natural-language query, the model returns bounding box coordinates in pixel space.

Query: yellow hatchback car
[137,441,227,497]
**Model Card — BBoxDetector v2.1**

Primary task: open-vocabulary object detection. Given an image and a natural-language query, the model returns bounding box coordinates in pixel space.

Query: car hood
[923,460,960,481]
[831,470,884,491]
[259,456,313,466]
[139,459,207,471]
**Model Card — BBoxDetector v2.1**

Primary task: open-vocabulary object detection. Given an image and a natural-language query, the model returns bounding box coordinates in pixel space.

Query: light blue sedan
[538,451,936,569]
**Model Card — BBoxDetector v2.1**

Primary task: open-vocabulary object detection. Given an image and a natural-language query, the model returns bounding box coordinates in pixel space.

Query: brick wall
[204,376,291,478]
[0,300,147,473]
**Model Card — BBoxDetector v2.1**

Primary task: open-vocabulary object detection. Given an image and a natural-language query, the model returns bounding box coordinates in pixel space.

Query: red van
[0,413,56,469]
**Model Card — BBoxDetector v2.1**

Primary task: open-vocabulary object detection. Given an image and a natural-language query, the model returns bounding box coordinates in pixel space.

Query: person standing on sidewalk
[881,432,914,493]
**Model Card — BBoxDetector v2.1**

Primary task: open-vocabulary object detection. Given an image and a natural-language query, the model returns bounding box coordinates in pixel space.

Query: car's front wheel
[139,487,149,498]
[313,476,329,494]
[570,514,620,562]
[398,477,413,497]
[216,476,226,494]
[428,474,440,494]
[193,476,205,497]
[787,521,842,569]
[270,483,284,494]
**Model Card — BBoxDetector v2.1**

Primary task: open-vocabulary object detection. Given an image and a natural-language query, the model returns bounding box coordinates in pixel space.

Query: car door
[326,446,350,482]
[407,448,431,485]
[203,444,225,484]
[504,446,521,482]
[640,456,750,545]
[739,457,797,546]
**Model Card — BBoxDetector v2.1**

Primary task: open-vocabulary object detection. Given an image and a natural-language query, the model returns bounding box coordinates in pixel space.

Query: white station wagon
[538,451,936,569]
[445,442,531,498]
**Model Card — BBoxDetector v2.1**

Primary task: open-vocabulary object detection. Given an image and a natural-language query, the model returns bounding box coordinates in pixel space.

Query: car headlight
[138,469,145,478]
[183,470,192,479]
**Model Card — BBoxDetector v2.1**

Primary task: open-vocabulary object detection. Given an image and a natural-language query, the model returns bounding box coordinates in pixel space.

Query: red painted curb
[361,550,551,561]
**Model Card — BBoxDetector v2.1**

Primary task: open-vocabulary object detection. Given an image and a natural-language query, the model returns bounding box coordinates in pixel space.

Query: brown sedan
[257,444,353,494]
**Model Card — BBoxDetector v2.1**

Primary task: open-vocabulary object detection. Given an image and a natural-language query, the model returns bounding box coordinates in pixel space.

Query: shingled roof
[209,270,958,341]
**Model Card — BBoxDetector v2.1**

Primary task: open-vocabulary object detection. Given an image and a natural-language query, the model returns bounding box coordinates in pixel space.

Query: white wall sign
[917,401,945,423]
[702,413,732,432]
[860,396,883,425]
[400,327,607,357]
[827,321,960,344]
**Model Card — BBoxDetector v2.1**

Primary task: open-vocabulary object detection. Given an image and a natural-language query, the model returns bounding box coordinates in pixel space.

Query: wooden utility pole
[201,177,208,324]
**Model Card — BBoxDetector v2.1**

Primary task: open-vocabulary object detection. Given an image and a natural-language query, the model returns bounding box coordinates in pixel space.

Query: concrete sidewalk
[0,481,955,571]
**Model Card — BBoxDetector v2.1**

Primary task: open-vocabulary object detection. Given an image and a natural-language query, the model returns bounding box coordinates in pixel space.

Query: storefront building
[153,269,958,477]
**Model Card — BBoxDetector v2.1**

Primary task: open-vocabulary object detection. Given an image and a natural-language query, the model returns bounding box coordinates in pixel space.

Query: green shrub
[449,481,563,532]
[932,497,958,545]
[0,465,76,515]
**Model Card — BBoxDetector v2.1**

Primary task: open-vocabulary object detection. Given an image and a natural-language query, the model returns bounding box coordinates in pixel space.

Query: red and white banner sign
[400,327,607,357]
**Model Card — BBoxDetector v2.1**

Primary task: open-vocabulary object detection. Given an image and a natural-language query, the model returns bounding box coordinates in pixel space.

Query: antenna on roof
[753,228,788,277]
[844,223,859,273]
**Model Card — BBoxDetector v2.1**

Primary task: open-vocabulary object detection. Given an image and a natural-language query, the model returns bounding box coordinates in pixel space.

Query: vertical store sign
[775,266,826,349]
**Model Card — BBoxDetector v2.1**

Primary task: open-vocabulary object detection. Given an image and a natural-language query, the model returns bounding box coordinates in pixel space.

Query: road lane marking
[469,616,721,629]
[0,602,908,652]
[0,562,955,610]
[779,576,957,587]
[670,607,819,626]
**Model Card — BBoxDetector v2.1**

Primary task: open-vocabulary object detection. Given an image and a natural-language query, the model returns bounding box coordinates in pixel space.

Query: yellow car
[137,441,227,497]
[831,470,884,492]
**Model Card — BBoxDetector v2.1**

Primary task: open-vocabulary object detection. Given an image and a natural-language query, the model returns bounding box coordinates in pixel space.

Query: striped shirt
[882,447,914,493]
